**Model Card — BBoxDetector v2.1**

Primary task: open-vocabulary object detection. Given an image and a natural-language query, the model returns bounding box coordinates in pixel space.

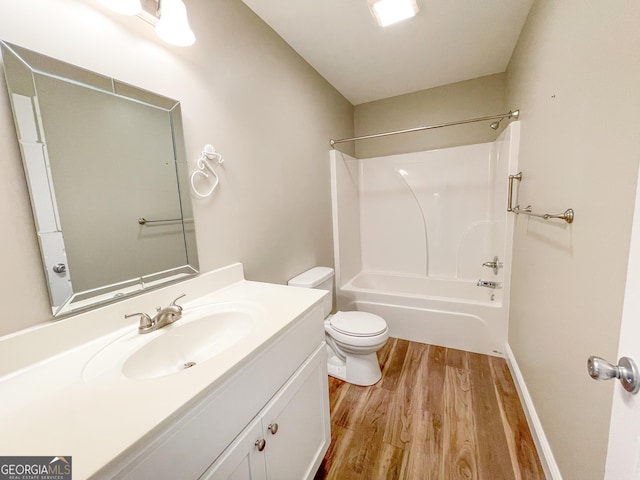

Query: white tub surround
[0,264,330,480]
[331,123,519,356]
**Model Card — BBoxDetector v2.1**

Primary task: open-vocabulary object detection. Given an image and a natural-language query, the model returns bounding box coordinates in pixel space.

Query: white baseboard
[504,342,563,480]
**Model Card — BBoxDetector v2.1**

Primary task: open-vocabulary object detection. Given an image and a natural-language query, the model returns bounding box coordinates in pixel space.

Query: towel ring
[191,144,224,198]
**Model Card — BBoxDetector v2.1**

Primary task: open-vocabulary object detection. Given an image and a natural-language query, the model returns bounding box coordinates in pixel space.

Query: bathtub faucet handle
[482,256,503,275]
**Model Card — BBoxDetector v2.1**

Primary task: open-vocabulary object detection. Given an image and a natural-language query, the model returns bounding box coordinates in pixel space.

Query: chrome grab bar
[507,172,522,212]
[506,171,575,224]
[511,206,575,224]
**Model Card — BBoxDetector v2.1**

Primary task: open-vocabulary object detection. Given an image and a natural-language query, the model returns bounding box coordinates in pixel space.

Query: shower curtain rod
[329,109,519,147]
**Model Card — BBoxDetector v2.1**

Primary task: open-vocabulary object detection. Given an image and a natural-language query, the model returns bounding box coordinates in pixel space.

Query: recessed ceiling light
[369,0,420,27]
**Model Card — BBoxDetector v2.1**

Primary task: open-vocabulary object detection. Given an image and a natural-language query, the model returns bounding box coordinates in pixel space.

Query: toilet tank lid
[288,266,334,288]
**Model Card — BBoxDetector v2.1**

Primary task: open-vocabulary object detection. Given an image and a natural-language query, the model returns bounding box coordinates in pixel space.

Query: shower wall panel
[359,143,496,280]
[330,151,362,286]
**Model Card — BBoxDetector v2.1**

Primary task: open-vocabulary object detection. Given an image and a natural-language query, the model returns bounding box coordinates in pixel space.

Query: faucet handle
[155,294,186,313]
[482,256,503,275]
[125,312,153,329]
[170,293,186,309]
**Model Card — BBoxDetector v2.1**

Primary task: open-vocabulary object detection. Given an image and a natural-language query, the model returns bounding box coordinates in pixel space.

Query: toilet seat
[325,311,389,350]
[329,311,388,337]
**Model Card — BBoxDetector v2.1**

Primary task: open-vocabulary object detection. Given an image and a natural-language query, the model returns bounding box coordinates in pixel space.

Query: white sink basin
[83,302,262,383]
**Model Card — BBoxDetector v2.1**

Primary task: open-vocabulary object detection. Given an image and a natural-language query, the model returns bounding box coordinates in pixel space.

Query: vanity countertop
[0,264,326,479]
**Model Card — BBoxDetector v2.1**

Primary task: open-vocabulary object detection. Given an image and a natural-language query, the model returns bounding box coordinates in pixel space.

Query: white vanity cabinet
[100,303,330,480]
[202,417,266,480]
[202,345,329,480]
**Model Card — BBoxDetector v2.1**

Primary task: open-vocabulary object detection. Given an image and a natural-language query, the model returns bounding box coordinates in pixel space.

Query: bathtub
[336,271,507,357]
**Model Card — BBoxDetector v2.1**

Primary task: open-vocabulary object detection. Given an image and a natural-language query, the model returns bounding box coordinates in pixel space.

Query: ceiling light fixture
[97,0,196,46]
[155,0,196,46]
[98,0,142,16]
[368,0,420,27]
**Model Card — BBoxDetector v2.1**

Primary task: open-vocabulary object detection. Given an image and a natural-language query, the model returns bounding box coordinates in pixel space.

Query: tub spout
[477,280,502,289]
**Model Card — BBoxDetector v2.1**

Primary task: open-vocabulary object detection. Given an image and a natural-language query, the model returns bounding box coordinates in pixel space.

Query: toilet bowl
[288,267,389,386]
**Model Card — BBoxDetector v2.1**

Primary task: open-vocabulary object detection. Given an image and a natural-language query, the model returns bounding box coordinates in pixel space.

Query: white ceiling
[240,0,534,105]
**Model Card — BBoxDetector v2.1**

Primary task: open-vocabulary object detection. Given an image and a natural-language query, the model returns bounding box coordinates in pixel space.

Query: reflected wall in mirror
[0,41,198,316]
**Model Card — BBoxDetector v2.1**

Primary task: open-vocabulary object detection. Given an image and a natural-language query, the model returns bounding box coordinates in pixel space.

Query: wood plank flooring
[314,338,545,480]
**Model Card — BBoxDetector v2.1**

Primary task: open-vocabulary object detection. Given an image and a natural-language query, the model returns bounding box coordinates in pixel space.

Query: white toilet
[288,267,389,386]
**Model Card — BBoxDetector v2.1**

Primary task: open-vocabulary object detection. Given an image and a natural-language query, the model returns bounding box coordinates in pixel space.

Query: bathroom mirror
[0,41,198,316]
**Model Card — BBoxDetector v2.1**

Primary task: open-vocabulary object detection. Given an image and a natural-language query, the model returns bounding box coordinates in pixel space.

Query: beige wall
[506,1,640,478]
[352,73,506,158]
[0,0,353,336]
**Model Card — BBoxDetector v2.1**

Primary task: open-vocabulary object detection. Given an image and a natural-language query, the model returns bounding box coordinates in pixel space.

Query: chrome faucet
[125,294,186,334]
[482,256,503,275]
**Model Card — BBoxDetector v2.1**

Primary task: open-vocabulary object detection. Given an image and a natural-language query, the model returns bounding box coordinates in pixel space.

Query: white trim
[329,150,342,288]
[504,342,563,480]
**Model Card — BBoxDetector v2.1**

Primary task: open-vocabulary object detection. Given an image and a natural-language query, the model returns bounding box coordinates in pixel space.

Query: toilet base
[326,345,382,386]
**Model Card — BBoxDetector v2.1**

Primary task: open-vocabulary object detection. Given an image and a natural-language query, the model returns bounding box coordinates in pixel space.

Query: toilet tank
[287,267,334,318]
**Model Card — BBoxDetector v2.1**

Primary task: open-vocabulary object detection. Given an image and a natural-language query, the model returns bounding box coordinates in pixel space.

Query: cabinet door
[261,346,330,480]
[200,417,267,480]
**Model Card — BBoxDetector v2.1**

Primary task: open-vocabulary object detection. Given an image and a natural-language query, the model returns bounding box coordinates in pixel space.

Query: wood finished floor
[314,338,545,480]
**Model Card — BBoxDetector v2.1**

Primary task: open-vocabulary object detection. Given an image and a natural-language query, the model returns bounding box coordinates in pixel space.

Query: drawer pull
[268,423,279,435]
[255,439,266,452]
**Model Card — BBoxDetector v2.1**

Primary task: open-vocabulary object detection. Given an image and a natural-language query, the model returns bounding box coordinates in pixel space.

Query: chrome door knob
[587,356,640,394]
[587,356,620,380]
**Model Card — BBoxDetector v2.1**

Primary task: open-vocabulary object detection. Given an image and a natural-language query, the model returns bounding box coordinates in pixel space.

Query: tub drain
[183,361,197,369]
